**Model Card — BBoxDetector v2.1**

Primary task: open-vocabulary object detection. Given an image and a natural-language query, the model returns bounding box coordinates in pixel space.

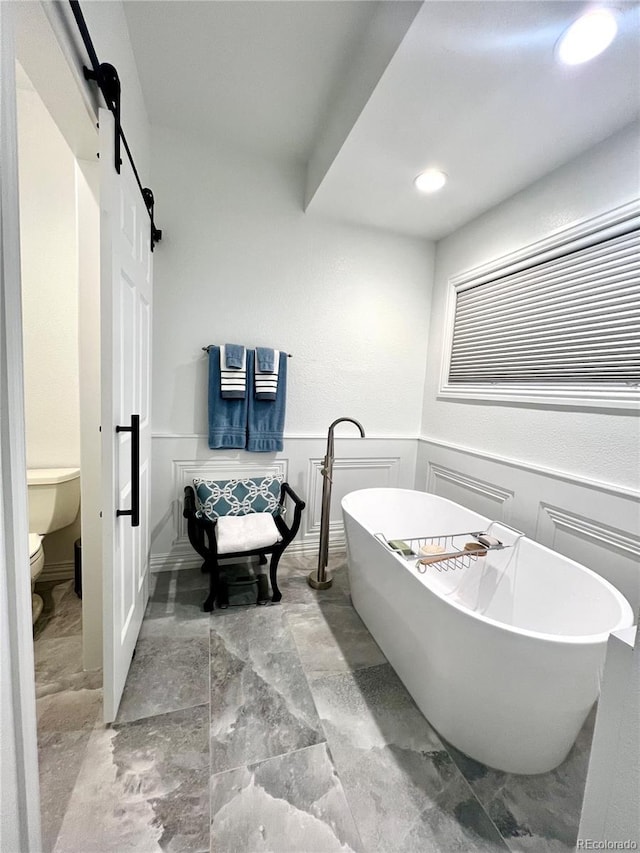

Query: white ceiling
[123,0,383,160]
[124,1,640,240]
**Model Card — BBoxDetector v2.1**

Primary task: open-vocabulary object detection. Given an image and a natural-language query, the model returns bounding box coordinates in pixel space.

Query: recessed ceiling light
[414,169,447,194]
[556,8,618,65]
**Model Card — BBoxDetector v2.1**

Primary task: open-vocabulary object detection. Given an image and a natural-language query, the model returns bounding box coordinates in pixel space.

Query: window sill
[437,383,640,411]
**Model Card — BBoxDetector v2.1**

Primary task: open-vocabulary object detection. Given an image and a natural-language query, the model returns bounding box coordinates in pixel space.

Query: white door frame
[0,4,42,850]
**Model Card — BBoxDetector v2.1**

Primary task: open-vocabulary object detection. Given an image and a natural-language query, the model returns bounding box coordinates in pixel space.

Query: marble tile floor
[36,556,595,853]
[33,581,103,853]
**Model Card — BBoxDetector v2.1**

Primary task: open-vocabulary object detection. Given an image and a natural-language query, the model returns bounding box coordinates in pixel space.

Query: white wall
[17,82,79,470]
[417,122,640,609]
[421,122,639,487]
[16,75,83,574]
[149,123,434,567]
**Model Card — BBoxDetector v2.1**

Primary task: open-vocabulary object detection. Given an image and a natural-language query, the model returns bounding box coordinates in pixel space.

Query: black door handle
[116,414,140,527]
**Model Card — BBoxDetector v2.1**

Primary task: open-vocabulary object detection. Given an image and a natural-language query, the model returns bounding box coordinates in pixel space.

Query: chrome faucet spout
[309,417,366,590]
[327,417,366,438]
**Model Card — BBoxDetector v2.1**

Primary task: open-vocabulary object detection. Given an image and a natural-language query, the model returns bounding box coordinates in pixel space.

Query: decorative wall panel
[150,435,415,572]
[427,463,514,521]
[417,437,640,610]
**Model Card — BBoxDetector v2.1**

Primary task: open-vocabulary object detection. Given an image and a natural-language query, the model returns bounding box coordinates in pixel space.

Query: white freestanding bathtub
[342,488,635,774]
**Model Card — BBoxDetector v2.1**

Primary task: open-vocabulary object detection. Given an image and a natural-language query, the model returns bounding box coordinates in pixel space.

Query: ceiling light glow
[556,9,618,65]
[414,169,447,193]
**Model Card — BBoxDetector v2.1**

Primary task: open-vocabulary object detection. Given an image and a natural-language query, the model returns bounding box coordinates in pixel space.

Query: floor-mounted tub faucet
[308,417,366,590]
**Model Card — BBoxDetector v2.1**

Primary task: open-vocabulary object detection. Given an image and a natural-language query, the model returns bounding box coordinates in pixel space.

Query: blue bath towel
[256,347,275,373]
[247,351,287,452]
[208,346,248,449]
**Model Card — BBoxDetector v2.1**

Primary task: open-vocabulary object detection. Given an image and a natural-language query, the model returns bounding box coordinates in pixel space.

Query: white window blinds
[448,227,640,386]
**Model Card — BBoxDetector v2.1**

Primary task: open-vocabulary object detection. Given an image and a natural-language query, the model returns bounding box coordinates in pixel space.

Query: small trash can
[74,538,82,599]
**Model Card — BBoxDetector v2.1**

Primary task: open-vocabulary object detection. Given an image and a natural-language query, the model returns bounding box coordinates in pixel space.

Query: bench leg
[216,568,229,609]
[269,551,283,603]
[256,572,270,605]
[203,560,219,612]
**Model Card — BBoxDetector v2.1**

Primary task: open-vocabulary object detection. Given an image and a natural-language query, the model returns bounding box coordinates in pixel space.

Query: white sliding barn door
[100,108,152,722]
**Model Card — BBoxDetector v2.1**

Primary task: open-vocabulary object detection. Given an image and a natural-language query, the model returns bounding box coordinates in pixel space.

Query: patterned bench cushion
[193,474,283,520]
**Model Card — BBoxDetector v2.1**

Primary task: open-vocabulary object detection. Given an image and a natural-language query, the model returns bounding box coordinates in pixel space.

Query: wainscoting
[416,437,640,612]
[149,433,417,573]
[149,432,638,612]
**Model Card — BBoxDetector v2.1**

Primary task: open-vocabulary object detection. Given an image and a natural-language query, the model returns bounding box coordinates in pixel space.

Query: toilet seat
[29,533,43,561]
[29,533,44,580]
[29,533,44,624]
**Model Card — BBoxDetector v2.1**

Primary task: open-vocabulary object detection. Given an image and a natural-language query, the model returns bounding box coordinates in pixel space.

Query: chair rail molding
[418,435,640,500]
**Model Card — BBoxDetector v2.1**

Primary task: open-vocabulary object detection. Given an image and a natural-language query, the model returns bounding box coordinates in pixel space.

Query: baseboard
[37,560,74,584]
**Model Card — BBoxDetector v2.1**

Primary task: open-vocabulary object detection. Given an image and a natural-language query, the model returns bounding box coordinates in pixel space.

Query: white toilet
[27,467,81,624]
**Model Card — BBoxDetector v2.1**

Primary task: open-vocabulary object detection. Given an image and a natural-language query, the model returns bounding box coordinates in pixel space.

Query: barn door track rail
[69,0,163,251]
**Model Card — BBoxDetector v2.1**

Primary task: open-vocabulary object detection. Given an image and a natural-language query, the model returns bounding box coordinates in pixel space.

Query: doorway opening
[15,53,102,853]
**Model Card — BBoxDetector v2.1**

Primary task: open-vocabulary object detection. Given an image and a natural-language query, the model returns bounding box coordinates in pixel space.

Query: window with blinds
[441,207,640,408]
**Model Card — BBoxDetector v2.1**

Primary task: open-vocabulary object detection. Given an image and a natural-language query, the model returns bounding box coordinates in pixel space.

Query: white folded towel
[220,344,247,399]
[254,349,279,401]
[216,513,282,554]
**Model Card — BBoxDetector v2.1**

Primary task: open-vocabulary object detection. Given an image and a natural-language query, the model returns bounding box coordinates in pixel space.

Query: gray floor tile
[150,567,209,596]
[54,705,210,853]
[34,634,102,697]
[35,581,83,640]
[145,568,211,625]
[144,587,211,624]
[310,664,509,853]
[39,549,595,853]
[278,568,352,606]
[210,743,364,852]
[286,601,387,677]
[37,687,103,734]
[34,634,103,733]
[38,728,93,853]
[117,622,209,723]
[444,709,597,853]
[210,606,325,773]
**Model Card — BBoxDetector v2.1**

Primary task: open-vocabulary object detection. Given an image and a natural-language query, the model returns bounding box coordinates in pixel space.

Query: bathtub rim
[342,487,636,646]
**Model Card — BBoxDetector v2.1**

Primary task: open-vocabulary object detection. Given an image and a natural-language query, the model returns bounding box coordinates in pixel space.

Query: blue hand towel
[247,351,287,452]
[208,346,248,449]
[220,344,246,399]
[225,343,245,369]
[256,347,275,373]
[254,349,279,401]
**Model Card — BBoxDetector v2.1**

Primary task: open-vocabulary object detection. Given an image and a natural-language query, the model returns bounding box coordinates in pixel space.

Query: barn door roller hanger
[70,0,163,251]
